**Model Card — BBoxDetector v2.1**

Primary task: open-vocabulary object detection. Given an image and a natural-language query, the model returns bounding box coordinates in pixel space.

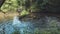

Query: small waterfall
[12,16,34,34]
[12,16,21,26]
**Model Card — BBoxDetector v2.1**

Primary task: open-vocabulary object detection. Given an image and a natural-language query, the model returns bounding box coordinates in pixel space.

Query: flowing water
[0,16,34,34]
[0,16,60,34]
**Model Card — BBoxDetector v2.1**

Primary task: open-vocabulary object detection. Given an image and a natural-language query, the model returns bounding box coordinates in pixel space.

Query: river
[0,15,60,34]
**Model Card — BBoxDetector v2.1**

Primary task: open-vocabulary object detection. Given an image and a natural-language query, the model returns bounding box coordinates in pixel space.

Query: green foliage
[49,20,57,27]
[32,19,60,34]
[20,10,29,16]
[12,30,20,34]
[1,0,18,12]
[34,28,60,34]
[0,0,49,13]
[34,28,41,34]
[1,0,60,13]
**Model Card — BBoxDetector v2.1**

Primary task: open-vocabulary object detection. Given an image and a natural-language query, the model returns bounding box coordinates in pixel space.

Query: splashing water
[0,16,34,34]
[12,16,34,34]
[12,16,21,26]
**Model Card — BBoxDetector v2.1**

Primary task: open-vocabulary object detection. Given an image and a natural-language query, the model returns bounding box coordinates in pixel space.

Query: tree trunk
[0,0,5,8]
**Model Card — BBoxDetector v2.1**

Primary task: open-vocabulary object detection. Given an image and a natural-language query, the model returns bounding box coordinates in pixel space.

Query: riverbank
[0,12,18,21]
[0,11,60,23]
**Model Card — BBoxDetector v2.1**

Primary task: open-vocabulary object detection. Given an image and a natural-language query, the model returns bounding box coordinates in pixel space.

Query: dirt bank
[0,12,18,21]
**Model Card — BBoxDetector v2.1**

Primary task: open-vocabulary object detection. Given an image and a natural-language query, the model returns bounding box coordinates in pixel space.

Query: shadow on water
[0,15,60,34]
